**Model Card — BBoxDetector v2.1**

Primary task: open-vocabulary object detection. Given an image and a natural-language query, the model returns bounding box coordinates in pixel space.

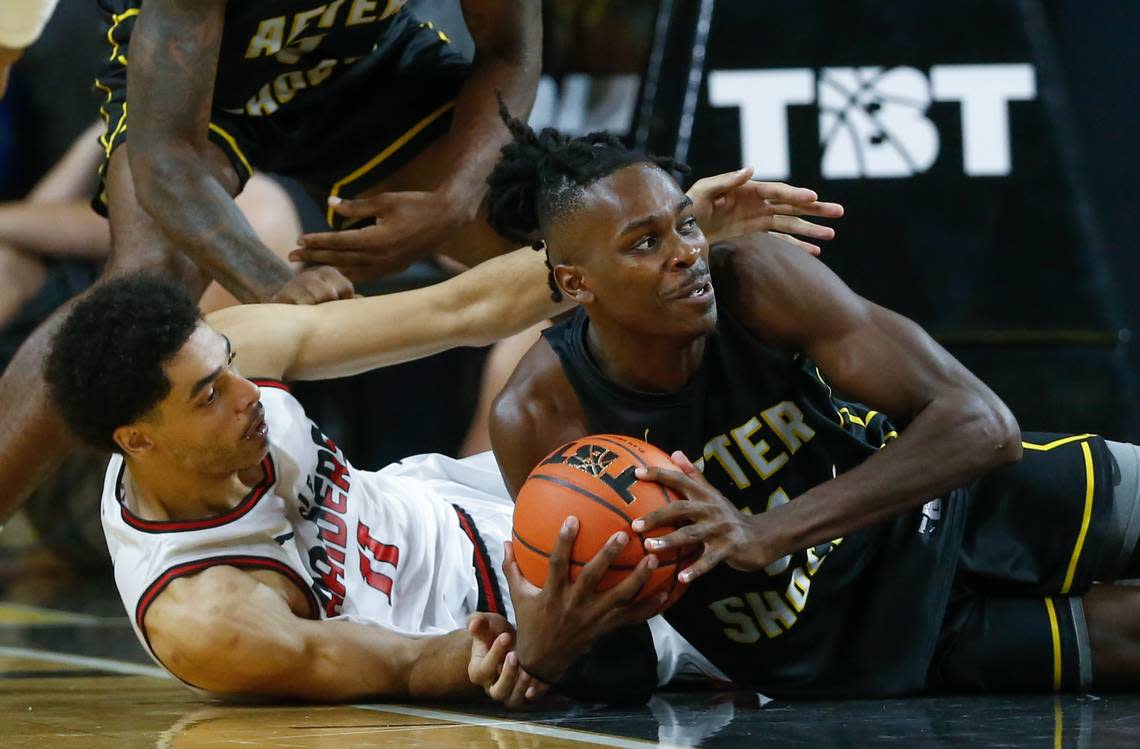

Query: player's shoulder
[491,334,588,492]
[492,335,577,432]
[709,234,807,298]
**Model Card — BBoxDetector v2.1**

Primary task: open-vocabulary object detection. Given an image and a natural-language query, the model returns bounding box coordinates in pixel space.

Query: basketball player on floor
[486,112,1140,697]
[0,0,543,526]
[44,170,826,703]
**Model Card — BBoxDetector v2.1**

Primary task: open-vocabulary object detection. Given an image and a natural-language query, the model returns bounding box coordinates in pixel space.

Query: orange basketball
[512,434,697,611]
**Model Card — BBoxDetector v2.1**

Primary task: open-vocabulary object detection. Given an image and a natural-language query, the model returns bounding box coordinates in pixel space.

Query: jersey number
[357,522,400,601]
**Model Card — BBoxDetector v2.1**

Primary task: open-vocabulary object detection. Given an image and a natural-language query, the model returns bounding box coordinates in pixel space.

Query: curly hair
[484,95,687,301]
[45,274,202,452]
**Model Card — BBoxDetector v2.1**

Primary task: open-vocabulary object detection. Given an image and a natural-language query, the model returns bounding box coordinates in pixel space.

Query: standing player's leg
[0,141,240,522]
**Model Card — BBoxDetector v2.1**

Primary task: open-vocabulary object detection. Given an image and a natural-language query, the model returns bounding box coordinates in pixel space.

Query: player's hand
[687,167,844,255]
[268,266,356,305]
[467,612,550,709]
[0,45,22,100]
[502,518,667,683]
[291,191,467,281]
[632,451,779,583]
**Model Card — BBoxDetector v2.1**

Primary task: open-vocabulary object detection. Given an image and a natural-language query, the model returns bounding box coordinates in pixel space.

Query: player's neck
[585,318,705,393]
[124,458,263,522]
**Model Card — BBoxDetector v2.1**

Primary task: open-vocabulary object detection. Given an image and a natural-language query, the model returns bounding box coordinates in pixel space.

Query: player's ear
[554,264,594,304]
[114,422,155,457]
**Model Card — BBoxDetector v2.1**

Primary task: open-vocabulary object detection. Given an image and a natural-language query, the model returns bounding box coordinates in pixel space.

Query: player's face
[145,325,269,474]
[552,164,716,338]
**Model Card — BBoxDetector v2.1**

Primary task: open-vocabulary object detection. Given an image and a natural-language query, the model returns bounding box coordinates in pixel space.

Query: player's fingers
[506,667,534,709]
[621,591,670,625]
[633,466,707,502]
[631,500,700,534]
[304,279,344,305]
[525,675,551,701]
[289,247,380,266]
[472,631,513,685]
[502,541,541,598]
[678,545,728,584]
[688,166,754,200]
[749,181,818,205]
[645,520,721,553]
[488,650,521,702]
[769,232,822,256]
[328,195,388,219]
[314,267,357,299]
[543,516,578,593]
[297,225,394,252]
[603,553,657,609]
[271,285,317,305]
[764,200,845,218]
[577,530,631,593]
[669,450,698,475]
[766,215,836,240]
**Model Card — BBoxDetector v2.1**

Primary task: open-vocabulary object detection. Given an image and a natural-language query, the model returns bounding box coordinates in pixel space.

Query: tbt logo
[708,64,1036,179]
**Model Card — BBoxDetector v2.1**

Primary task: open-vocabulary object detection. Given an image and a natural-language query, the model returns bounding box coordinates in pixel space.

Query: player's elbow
[127,149,184,218]
[965,392,1022,468]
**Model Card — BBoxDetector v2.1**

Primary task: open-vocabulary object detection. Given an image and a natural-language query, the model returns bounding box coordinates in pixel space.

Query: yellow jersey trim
[208,123,255,178]
[1022,434,1095,452]
[1060,442,1096,593]
[326,99,456,225]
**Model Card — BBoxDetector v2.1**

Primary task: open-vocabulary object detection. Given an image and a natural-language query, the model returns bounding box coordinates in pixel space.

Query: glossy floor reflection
[3,570,1140,747]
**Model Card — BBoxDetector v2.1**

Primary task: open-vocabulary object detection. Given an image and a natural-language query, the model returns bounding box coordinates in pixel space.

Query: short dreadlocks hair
[45,274,202,452]
[484,96,687,301]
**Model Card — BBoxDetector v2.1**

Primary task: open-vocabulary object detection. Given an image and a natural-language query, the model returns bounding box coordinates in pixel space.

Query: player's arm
[0,122,109,259]
[490,342,588,497]
[126,0,329,303]
[434,0,542,230]
[209,245,570,381]
[294,0,541,271]
[145,565,541,703]
[635,234,1021,580]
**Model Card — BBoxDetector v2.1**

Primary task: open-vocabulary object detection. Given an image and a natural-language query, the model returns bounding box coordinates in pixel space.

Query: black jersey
[543,307,970,696]
[99,0,465,117]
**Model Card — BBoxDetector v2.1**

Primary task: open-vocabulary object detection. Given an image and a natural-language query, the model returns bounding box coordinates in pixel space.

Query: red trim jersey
[102,381,515,678]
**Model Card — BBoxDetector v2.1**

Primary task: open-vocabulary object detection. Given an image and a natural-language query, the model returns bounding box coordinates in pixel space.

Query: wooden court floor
[5,572,1140,747]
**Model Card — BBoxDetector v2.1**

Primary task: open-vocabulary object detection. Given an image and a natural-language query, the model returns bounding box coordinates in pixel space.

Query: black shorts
[930,433,1122,692]
[92,5,469,228]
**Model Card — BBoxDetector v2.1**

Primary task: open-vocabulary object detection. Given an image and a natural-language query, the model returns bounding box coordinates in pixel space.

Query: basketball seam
[526,473,636,524]
[511,530,656,571]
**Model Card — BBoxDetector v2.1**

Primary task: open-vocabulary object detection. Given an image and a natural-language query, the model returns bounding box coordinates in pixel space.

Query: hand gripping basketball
[502,516,668,684]
[632,451,781,583]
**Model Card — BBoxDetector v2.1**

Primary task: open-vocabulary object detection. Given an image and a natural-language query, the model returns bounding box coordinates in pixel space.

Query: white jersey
[102,381,724,688]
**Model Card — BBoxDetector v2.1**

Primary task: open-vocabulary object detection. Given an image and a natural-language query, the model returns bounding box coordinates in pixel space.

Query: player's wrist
[437,179,483,224]
[739,512,787,571]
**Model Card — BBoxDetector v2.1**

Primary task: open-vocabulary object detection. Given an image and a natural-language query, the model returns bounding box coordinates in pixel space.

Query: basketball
[512,434,698,610]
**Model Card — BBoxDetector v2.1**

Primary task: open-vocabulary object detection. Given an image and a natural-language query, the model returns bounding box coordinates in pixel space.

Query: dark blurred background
[1,0,1136,567]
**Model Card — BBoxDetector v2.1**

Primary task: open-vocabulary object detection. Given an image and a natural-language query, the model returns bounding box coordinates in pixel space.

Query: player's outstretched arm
[145,565,544,704]
[634,235,1021,581]
[208,245,569,381]
[127,0,351,305]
